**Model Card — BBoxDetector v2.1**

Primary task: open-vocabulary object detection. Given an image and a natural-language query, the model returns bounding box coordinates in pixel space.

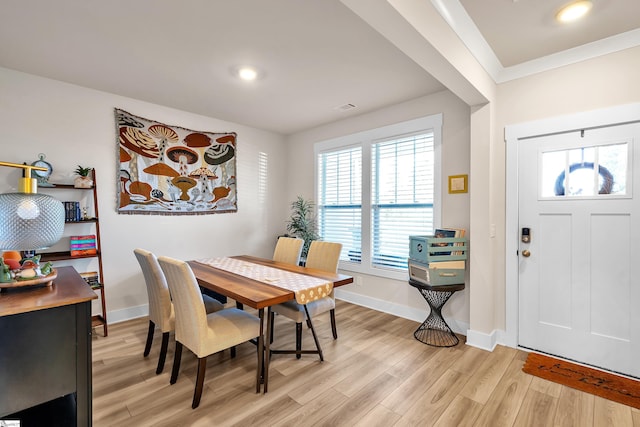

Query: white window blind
[315,114,441,278]
[372,133,434,269]
[317,146,362,263]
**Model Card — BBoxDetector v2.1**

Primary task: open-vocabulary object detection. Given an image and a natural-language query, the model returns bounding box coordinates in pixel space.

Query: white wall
[493,45,640,335]
[363,0,640,349]
[340,0,499,347]
[0,67,288,322]
[285,90,472,332]
[6,42,633,342]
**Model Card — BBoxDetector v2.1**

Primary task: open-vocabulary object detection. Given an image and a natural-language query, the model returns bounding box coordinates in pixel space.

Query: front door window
[540,142,629,198]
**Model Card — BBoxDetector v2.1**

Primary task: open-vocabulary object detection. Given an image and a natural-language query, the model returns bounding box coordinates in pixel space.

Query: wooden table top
[0,266,98,317]
[188,255,353,310]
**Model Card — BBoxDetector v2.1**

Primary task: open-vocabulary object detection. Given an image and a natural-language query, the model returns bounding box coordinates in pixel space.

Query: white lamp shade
[0,193,65,251]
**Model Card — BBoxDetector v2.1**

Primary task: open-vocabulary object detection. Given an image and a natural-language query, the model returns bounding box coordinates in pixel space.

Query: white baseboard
[104,304,148,325]
[335,288,470,336]
[465,328,499,351]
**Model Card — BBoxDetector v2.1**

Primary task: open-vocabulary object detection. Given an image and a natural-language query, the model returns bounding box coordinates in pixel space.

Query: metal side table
[408,279,464,347]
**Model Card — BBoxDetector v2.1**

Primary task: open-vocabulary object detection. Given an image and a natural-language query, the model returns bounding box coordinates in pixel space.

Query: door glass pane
[541,150,565,198]
[600,143,627,194]
[541,142,628,198]
[567,147,595,196]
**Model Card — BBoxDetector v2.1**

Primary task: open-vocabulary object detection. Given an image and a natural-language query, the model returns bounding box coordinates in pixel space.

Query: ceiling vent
[333,103,357,112]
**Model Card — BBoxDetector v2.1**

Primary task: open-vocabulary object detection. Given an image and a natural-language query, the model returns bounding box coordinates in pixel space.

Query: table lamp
[0,161,65,253]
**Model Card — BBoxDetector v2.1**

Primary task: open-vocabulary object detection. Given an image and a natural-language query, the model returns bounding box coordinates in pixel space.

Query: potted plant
[286,196,320,260]
[74,165,93,188]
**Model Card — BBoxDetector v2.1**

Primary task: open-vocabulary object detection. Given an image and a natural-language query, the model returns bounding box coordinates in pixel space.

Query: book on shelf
[64,201,82,222]
[432,228,456,255]
[79,271,100,289]
[433,227,466,256]
[443,227,466,255]
[70,234,97,256]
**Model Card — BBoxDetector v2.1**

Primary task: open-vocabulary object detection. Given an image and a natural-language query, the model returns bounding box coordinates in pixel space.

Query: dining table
[187,255,353,393]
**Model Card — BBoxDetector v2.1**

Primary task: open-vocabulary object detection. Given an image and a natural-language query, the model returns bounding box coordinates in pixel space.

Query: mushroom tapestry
[115,108,237,215]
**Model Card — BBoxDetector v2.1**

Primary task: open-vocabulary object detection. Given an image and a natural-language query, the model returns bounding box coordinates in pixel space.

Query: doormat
[522,352,640,409]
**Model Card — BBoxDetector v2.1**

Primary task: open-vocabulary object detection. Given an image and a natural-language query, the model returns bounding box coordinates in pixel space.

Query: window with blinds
[317,146,362,264]
[371,133,434,269]
[316,114,440,275]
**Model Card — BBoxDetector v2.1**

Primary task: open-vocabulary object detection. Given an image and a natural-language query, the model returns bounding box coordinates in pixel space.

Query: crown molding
[431,0,640,84]
[497,28,640,82]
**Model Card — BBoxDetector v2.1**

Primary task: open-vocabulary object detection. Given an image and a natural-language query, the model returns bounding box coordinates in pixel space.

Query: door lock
[521,227,531,243]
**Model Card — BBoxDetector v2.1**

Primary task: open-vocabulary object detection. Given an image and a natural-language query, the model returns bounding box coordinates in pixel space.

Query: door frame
[503,103,640,348]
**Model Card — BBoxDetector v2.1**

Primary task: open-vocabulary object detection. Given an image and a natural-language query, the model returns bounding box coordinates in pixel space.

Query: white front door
[518,121,640,378]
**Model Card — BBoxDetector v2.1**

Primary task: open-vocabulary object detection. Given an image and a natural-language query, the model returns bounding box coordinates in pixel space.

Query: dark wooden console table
[0,266,97,426]
[408,279,464,347]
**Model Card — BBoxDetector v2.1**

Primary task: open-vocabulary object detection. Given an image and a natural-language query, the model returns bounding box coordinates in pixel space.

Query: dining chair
[269,236,303,337]
[134,248,225,375]
[157,255,261,409]
[269,240,342,359]
[272,236,304,265]
[236,236,304,311]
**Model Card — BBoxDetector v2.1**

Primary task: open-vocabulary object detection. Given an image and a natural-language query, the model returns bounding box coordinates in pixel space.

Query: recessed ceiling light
[237,67,258,81]
[556,1,592,23]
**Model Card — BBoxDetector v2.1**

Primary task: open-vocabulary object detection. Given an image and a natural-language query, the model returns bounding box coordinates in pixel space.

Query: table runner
[195,257,332,304]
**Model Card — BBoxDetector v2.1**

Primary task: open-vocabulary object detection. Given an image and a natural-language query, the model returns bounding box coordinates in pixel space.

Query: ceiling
[459,0,640,67]
[1,0,639,135]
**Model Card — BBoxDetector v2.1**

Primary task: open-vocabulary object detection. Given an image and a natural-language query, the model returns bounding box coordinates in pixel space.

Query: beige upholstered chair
[134,248,224,374]
[236,236,304,311]
[270,241,342,359]
[273,236,304,265]
[157,255,261,409]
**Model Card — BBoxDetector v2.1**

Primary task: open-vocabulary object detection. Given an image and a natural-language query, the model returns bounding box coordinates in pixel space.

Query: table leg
[256,308,264,393]
[414,288,459,347]
[264,306,272,393]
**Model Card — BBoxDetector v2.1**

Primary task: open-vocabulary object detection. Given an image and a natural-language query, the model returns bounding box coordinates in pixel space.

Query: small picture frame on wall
[448,174,468,194]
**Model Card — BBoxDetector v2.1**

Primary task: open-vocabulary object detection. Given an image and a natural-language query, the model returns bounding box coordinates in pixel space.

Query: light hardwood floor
[92,300,640,426]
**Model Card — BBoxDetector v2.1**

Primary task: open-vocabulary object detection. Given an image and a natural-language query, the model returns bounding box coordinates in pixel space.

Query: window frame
[314,114,443,280]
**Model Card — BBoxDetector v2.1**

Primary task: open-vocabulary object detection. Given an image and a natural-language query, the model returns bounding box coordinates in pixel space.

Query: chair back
[134,248,173,332]
[273,236,304,265]
[157,256,208,353]
[305,241,342,273]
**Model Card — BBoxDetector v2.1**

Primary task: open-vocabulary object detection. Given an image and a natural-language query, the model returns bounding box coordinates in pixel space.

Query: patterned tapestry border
[115,108,237,215]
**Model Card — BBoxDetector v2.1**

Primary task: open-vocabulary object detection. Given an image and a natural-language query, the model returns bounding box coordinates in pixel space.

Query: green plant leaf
[286,196,320,258]
[75,165,92,177]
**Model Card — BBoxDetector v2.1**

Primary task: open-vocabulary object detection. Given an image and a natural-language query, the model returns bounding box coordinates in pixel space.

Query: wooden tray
[0,269,58,289]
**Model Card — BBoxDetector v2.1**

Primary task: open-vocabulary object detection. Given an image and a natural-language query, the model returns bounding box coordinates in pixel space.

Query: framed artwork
[448,174,468,194]
[115,108,237,215]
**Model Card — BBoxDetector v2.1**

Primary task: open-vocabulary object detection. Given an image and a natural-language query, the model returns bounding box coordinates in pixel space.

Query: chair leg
[192,358,207,409]
[304,305,324,362]
[295,322,302,359]
[269,311,275,344]
[256,336,262,392]
[156,331,170,374]
[330,309,338,339]
[143,320,155,357]
[170,341,183,385]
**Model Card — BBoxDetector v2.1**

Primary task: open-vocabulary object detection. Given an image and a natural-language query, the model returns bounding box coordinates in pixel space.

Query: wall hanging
[115,108,237,215]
